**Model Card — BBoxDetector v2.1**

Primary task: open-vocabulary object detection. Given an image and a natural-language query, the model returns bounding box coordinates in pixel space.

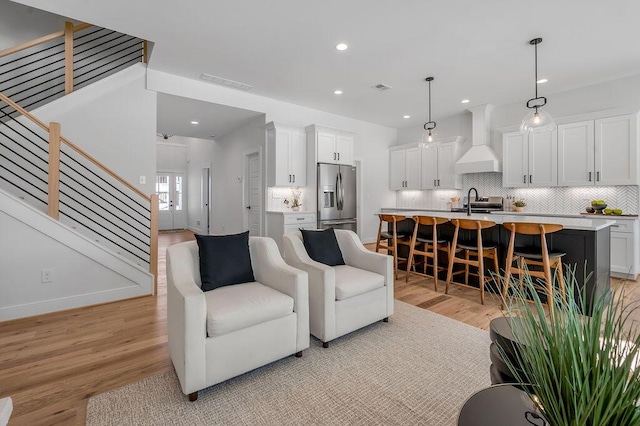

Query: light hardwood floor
[0,230,637,425]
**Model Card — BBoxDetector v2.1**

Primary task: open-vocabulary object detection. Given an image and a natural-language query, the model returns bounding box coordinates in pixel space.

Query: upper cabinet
[502,129,557,188]
[390,147,421,190]
[266,122,307,187]
[308,125,354,165]
[421,141,462,189]
[558,114,638,186]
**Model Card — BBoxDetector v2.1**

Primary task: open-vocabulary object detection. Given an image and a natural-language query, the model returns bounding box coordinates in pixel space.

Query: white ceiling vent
[372,83,392,92]
[200,73,253,91]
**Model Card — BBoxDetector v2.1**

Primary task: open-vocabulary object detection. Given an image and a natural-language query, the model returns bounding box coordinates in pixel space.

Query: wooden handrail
[0,22,92,59]
[0,91,150,202]
[59,134,151,201]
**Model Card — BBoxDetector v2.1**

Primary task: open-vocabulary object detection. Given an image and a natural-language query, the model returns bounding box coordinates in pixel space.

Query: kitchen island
[380,209,615,314]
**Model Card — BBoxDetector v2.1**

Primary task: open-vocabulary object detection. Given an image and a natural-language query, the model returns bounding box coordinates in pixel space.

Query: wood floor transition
[0,230,638,425]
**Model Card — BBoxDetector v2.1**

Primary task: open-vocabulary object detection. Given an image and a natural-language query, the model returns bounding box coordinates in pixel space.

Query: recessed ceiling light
[537,78,548,84]
[403,115,411,119]
[461,99,470,104]
[334,90,343,95]
[190,121,199,125]
[335,43,348,51]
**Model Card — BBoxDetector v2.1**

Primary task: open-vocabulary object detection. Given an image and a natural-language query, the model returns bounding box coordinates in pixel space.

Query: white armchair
[166,236,309,401]
[283,229,393,347]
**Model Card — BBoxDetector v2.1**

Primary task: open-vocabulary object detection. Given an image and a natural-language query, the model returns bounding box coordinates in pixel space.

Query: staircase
[0,21,158,320]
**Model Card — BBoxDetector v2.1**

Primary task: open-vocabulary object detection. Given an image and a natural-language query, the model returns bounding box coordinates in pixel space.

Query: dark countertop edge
[381,207,638,220]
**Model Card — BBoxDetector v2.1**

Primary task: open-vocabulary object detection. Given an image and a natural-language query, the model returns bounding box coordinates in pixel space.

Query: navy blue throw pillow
[300,228,345,266]
[195,231,255,292]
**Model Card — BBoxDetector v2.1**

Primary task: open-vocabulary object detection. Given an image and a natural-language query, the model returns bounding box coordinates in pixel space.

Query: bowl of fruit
[591,200,607,214]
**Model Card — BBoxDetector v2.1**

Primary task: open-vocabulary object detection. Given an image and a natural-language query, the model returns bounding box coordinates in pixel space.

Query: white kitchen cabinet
[266,122,306,187]
[307,125,354,165]
[266,211,316,253]
[558,114,638,186]
[389,147,421,190]
[610,218,639,280]
[420,142,462,189]
[502,129,557,188]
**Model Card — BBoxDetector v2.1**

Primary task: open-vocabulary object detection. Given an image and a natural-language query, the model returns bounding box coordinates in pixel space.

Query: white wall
[147,69,397,243]
[33,64,157,195]
[212,114,266,234]
[156,140,188,171]
[0,1,75,50]
[0,189,153,321]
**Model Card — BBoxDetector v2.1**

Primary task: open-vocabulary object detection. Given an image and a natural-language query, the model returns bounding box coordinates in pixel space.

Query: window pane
[156,175,170,211]
[175,176,183,211]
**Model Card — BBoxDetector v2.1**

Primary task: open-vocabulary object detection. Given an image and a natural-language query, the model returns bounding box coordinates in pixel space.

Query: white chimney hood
[454,104,502,174]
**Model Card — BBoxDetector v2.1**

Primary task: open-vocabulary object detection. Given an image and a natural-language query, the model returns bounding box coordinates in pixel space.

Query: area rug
[86,301,491,425]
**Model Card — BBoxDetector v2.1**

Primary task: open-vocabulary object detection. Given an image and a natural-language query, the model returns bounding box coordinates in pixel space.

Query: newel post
[149,193,159,294]
[64,21,74,94]
[47,122,61,220]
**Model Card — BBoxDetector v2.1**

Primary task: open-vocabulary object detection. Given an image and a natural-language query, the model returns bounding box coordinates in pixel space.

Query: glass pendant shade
[418,130,436,149]
[520,108,556,133]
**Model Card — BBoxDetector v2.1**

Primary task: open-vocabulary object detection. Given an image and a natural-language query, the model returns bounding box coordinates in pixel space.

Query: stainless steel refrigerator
[317,163,357,232]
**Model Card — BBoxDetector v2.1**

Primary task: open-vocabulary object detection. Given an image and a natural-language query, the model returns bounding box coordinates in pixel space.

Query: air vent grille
[200,73,253,91]
[372,83,392,92]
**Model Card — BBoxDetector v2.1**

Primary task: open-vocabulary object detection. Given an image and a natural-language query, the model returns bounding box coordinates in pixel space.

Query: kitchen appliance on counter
[317,163,357,232]
[451,196,504,214]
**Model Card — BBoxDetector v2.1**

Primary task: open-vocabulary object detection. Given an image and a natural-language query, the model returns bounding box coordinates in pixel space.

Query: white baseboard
[187,225,203,234]
[0,285,149,322]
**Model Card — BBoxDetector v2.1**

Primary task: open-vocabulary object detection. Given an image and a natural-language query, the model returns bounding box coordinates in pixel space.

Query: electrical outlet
[41,269,54,283]
[139,175,146,185]
[197,220,201,226]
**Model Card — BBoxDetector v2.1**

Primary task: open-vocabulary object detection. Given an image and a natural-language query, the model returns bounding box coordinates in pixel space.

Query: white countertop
[382,207,638,220]
[379,209,616,231]
[266,210,316,215]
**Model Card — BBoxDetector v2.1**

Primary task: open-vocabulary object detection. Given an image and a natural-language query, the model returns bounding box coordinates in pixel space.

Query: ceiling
[13,0,640,130]
[156,93,263,140]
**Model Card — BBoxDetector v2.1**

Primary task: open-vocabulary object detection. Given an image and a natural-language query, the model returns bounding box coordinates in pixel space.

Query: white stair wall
[0,188,153,321]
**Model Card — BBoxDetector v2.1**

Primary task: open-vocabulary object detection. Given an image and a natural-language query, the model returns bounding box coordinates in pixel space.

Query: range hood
[454,104,502,174]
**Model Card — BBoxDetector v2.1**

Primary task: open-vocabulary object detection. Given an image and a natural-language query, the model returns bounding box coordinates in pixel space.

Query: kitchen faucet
[467,187,479,216]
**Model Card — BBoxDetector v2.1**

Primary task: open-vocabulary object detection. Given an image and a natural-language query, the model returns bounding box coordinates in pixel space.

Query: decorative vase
[515,206,524,212]
[292,206,300,211]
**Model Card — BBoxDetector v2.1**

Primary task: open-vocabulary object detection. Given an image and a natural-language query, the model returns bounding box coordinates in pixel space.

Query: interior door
[247,153,261,236]
[156,172,187,230]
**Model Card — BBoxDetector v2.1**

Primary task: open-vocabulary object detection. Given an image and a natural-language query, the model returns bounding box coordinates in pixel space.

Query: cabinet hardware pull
[523,175,526,184]
[437,179,440,186]
[292,174,295,183]
[529,175,532,184]
[297,217,305,221]
[289,174,291,182]
[338,153,340,161]
[334,152,336,161]
[597,171,600,181]
[589,171,592,181]
[612,224,620,227]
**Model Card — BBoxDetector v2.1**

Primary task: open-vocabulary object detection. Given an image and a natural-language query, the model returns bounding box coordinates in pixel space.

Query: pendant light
[418,77,437,148]
[520,38,556,133]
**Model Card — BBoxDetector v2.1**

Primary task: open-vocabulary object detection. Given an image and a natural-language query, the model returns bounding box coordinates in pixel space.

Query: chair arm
[283,232,337,341]
[166,244,207,395]
[249,237,310,352]
[335,230,394,317]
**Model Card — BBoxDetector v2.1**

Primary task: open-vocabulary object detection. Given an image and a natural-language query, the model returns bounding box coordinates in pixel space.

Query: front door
[156,172,187,230]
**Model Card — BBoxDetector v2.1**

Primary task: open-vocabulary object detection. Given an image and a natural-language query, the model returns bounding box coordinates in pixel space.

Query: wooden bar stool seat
[445,218,500,305]
[405,216,450,289]
[502,222,566,313]
[375,214,411,279]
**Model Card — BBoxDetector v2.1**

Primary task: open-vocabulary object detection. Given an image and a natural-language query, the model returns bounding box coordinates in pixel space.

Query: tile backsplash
[396,172,639,215]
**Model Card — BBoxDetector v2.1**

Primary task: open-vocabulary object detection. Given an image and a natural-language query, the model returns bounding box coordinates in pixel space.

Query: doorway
[202,167,211,234]
[243,150,262,236]
[156,172,187,230]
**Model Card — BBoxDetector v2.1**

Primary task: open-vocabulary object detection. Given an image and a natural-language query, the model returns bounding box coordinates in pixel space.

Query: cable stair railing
[0,21,147,118]
[0,91,158,291]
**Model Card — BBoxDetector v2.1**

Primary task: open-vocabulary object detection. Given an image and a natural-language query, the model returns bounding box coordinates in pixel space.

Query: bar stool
[405,215,450,290]
[502,222,566,313]
[445,218,500,305]
[375,214,411,279]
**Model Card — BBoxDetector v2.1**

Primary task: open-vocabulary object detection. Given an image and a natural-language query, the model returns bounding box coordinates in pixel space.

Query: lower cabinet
[610,218,639,279]
[266,211,317,253]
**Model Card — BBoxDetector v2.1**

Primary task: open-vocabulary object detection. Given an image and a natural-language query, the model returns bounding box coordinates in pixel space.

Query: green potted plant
[498,267,640,425]
[513,199,526,212]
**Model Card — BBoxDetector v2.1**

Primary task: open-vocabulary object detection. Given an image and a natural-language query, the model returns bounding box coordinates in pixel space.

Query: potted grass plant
[498,266,640,426]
